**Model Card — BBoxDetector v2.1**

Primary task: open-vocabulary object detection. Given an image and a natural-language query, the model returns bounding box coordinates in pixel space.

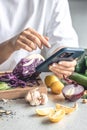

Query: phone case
[36,47,84,72]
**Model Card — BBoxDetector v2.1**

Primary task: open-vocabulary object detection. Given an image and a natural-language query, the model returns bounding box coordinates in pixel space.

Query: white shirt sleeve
[42,0,79,58]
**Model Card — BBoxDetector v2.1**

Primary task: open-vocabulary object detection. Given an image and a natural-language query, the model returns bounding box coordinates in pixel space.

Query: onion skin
[62,84,84,102]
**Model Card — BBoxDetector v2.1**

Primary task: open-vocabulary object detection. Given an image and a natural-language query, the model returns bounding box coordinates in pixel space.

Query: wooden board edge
[0,81,47,100]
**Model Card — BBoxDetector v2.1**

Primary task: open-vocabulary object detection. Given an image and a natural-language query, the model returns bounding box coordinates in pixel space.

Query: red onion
[62,77,84,101]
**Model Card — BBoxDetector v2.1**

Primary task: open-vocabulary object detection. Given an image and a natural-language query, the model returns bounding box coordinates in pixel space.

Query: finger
[49,66,63,79]
[23,30,42,49]
[55,74,63,79]
[40,36,49,49]
[16,40,33,51]
[19,35,37,50]
[54,73,63,79]
[28,28,51,48]
[52,63,75,72]
[58,60,77,68]
[44,36,49,41]
[49,65,72,76]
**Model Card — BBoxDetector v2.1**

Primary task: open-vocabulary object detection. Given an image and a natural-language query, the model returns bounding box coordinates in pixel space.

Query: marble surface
[0,73,87,130]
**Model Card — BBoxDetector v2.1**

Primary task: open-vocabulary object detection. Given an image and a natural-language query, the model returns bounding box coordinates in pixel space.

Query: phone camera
[59,52,73,58]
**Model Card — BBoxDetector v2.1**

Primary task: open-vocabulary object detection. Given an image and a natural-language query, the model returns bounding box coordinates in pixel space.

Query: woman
[0,0,78,78]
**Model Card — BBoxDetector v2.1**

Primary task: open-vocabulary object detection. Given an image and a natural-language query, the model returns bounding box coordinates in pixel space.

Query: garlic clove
[30,99,41,106]
[25,92,32,102]
[40,93,48,105]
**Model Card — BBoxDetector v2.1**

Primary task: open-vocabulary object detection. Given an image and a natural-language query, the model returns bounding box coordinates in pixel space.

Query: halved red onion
[62,84,84,101]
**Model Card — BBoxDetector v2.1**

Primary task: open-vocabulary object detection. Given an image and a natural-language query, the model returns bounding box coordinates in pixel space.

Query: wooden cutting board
[0,81,47,100]
[0,72,47,100]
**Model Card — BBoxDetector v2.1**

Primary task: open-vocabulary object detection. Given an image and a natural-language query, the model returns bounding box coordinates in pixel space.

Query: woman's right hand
[15,28,51,51]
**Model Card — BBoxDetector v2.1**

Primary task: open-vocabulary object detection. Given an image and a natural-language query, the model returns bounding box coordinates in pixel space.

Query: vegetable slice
[56,103,78,114]
[49,109,65,123]
[36,107,54,116]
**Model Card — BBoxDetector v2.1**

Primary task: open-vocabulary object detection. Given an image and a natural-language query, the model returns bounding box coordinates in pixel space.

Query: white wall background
[69,0,87,48]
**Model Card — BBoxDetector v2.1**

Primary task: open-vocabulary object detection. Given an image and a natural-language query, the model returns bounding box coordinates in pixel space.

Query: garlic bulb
[25,88,48,106]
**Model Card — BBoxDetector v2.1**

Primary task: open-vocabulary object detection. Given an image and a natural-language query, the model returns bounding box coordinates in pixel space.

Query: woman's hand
[16,28,51,51]
[49,60,77,79]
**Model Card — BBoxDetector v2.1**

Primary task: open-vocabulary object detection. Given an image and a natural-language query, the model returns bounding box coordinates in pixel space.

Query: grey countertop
[0,73,87,130]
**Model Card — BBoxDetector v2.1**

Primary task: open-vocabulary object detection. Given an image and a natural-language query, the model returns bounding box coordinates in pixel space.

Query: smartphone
[36,47,84,72]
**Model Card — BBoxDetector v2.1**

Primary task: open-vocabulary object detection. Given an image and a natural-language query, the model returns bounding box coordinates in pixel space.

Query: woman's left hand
[49,60,77,79]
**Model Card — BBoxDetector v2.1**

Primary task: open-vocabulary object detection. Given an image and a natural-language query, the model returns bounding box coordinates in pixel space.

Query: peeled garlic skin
[62,84,84,101]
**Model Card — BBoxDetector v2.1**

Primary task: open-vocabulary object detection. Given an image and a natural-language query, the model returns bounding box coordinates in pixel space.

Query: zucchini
[75,49,87,73]
[85,69,87,76]
[75,53,86,73]
[69,72,87,90]
[85,56,87,67]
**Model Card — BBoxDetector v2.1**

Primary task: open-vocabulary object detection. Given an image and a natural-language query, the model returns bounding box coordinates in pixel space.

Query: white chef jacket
[0,0,79,71]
